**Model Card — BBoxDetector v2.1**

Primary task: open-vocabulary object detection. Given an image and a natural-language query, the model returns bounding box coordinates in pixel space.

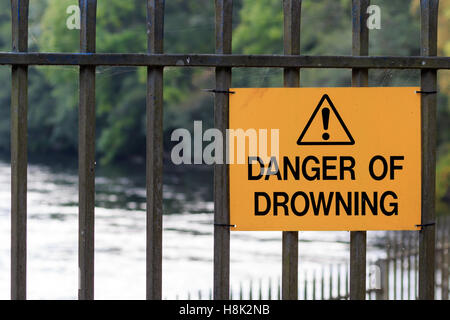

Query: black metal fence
[182,216,450,300]
[2,0,449,300]
[378,215,450,300]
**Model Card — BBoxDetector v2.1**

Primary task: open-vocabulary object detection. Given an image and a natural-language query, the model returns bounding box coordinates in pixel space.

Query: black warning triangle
[296,94,355,145]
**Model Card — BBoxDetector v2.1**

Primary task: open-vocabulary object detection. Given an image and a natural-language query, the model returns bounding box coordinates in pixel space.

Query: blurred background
[0,0,448,299]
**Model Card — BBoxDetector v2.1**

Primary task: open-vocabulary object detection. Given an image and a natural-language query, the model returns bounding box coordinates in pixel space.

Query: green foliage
[0,1,11,152]
[437,143,450,215]
[0,0,448,212]
[233,0,283,55]
[16,0,216,163]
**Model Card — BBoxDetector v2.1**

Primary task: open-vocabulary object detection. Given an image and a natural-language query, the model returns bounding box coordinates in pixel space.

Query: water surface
[0,159,384,299]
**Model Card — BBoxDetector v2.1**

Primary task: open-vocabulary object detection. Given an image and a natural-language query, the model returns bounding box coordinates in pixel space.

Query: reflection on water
[0,157,383,299]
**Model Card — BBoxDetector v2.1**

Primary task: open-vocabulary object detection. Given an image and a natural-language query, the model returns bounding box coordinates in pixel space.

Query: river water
[0,158,385,300]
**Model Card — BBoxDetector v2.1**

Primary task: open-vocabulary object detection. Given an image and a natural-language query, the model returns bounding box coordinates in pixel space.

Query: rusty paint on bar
[146,0,165,301]
[78,0,96,300]
[282,0,301,301]
[10,0,29,301]
[419,0,438,301]
[0,53,448,69]
[214,0,232,300]
[350,0,369,301]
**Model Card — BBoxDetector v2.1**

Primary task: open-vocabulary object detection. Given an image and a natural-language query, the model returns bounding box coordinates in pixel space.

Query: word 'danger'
[229,87,421,231]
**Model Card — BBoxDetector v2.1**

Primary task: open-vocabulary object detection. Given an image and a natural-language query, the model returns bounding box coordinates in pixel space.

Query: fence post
[78,0,97,300]
[321,267,325,300]
[146,0,165,300]
[350,0,369,300]
[385,232,391,300]
[10,0,29,301]
[282,0,301,300]
[329,265,333,299]
[407,231,412,300]
[401,232,405,300]
[213,0,232,300]
[418,0,438,300]
[442,217,449,299]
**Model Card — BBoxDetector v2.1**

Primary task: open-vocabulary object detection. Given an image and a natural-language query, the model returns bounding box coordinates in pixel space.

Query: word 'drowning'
[229,87,421,231]
[251,155,404,217]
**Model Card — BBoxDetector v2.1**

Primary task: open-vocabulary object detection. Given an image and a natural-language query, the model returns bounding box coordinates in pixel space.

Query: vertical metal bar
[10,0,29,301]
[383,257,389,300]
[439,218,442,300]
[394,232,398,299]
[349,215,367,299]
[438,221,442,299]
[214,0,232,300]
[146,0,165,300]
[321,267,325,300]
[337,264,341,299]
[386,232,391,300]
[350,0,369,300]
[312,271,316,300]
[303,272,307,300]
[78,0,96,300]
[447,218,449,300]
[277,278,281,300]
[329,265,333,299]
[419,0,438,301]
[401,232,404,300]
[239,282,243,300]
[268,278,272,300]
[282,0,301,300]
[415,232,418,298]
[259,279,262,300]
[407,232,412,299]
[442,217,449,299]
[345,264,349,299]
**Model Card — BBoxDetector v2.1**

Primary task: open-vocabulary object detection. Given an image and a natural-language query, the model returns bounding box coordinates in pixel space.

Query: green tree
[36,0,217,164]
[0,0,447,216]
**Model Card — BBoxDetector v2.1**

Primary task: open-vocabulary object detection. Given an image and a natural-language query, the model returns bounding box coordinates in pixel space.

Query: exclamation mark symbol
[322,107,330,141]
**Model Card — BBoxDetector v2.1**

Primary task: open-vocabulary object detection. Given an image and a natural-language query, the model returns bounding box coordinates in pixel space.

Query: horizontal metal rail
[0,52,448,69]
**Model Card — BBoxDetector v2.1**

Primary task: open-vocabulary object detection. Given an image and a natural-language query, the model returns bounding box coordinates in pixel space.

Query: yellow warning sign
[229,87,421,231]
